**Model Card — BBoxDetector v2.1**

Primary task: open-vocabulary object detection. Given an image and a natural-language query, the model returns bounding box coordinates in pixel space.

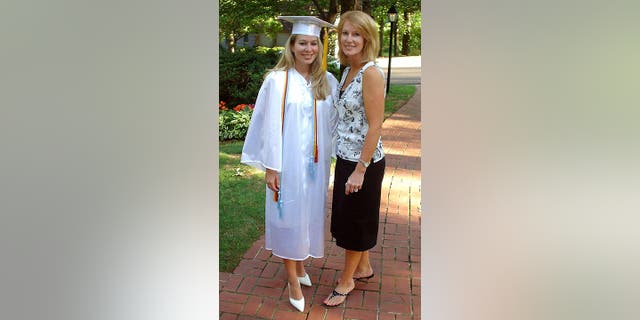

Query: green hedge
[219,47,282,107]
[220,46,342,107]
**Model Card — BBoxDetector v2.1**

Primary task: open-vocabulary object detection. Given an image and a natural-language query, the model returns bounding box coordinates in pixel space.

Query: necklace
[300,73,311,85]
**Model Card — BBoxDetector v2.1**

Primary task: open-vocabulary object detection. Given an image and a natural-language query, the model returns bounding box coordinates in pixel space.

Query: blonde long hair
[271,34,331,100]
[337,11,380,65]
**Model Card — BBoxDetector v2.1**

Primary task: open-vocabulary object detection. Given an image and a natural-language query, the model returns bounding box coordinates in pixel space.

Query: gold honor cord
[318,26,328,160]
[313,99,318,162]
[280,70,289,132]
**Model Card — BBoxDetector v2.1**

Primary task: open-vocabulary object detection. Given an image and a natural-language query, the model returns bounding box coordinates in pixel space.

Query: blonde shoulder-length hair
[337,10,380,66]
[270,34,331,100]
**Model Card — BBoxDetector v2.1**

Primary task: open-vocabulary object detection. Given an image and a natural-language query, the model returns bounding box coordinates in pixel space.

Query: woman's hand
[265,168,280,192]
[345,165,366,195]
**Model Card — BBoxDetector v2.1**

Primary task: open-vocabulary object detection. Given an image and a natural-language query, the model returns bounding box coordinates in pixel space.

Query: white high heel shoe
[288,283,305,312]
[298,273,312,287]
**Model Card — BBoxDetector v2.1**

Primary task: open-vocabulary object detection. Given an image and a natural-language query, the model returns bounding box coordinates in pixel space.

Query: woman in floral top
[324,10,386,307]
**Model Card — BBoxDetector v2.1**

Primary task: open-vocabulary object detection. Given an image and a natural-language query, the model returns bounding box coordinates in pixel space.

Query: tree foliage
[369,0,421,56]
[219,0,309,52]
[219,0,421,54]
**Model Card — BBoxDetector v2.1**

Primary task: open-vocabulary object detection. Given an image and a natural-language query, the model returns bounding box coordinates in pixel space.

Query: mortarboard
[277,16,334,38]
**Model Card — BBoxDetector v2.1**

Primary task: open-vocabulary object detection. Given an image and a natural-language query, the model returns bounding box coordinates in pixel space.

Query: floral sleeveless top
[335,61,385,163]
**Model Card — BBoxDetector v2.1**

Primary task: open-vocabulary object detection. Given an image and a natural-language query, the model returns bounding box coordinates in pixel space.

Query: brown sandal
[354,273,374,281]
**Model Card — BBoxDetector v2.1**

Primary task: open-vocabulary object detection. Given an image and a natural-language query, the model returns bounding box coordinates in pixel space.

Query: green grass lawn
[219,141,265,272]
[219,84,416,272]
[385,84,416,119]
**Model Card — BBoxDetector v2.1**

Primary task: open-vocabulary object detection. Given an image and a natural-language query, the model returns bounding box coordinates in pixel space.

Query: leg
[353,250,374,278]
[283,259,302,300]
[295,259,313,286]
[295,260,306,277]
[323,249,360,306]
[336,250,374,283]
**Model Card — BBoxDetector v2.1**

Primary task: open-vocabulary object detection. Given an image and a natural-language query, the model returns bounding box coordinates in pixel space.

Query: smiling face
[339,20,365,59]
[291,35,319,67]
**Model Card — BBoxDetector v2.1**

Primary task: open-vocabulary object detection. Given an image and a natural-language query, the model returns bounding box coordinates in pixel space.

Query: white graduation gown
[241,68,338,260]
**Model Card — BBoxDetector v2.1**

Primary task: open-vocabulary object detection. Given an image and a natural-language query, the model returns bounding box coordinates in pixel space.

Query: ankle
[288,282,302,295]
[288,279,300,287]
[355,266,373,274]
[338,278,354,289]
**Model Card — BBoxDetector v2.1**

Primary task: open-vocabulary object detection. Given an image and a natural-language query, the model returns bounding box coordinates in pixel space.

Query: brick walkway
[220,86,421,320]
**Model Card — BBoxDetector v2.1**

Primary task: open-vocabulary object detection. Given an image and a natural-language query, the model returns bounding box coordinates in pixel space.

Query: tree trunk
[229,34,236,53]
[315,0,338,24]
[362,0,371,15]
[341,0,355,14]
[327,0,339,23]
[401,34,410,55]
[378,18,384,57]
[401,12,410,55]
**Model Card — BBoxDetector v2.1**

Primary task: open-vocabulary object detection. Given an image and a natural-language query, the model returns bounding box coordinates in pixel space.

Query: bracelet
[358,158,370,168]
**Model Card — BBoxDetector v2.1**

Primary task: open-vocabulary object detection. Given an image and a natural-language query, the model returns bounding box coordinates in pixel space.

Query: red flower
[232,104,253,112]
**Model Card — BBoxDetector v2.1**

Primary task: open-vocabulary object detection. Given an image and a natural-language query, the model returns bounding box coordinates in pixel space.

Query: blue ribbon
[276,190,284,219]
[308,156,316,180]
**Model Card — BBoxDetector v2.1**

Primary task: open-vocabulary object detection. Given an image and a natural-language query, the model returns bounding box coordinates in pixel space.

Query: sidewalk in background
[376,56,421,69]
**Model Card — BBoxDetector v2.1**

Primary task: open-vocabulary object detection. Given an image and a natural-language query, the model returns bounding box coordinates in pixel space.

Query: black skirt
[331,156,385,251]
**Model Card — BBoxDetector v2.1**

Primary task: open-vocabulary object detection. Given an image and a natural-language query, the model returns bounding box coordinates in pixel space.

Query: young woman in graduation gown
[241,16,338,312]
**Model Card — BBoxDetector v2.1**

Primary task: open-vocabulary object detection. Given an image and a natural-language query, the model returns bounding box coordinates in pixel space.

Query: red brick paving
[220,86,421,319]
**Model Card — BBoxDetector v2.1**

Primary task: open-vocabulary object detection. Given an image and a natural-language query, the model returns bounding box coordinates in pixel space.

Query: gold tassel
[322,28,329,71]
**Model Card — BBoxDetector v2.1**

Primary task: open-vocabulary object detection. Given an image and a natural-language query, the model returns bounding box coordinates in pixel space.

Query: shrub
[219,47,282,107]
[219,102,254,141]
[326,55,341,80]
